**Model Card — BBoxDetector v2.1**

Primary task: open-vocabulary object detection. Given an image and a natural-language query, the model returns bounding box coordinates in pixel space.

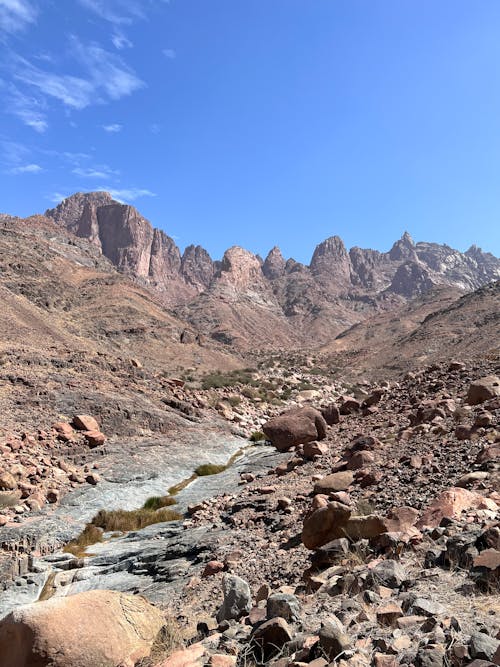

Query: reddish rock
[0,589,164,667]
[72,415,100,432]
[376,602,404,626]
[314,471,355,494]
[467,376,500,405]
[303,441,329,459]
[417,488,499,529]
[83,430,106,448]
[52,422,75,442]
[203,561,225,577]
[263,407,327,452]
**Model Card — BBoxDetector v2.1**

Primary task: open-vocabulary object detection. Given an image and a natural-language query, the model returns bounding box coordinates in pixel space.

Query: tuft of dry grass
[91,507,182,532]
[64,524,103,556]
[135,616,185,667]
[0,490,21,509]
[143,495,177,511]
[194,463,227,476]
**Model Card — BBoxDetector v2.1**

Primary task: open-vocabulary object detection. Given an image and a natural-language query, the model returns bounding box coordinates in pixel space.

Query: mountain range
[44,191,500,349]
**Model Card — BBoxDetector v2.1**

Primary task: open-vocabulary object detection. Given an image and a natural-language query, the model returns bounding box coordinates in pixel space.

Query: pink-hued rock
[83,430,106,448]
[72,414,100,432]
[0,590,164,667]
[417,487,499,529]
[467,375,500,405]
[263,407,327,452]
[52,422,75,442]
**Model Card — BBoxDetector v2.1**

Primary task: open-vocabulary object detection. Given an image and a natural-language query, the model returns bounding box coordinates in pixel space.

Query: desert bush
[227,394,242,407]
[0,491,20,509]
[143,495,177,510]
[249,431,266,442]
[194,463,227,476]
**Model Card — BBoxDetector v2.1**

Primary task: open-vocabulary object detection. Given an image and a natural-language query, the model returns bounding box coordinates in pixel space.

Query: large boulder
[262,407,327,452]
[467,376,500,405]
[302,501,387,549]
[0,589,164,667]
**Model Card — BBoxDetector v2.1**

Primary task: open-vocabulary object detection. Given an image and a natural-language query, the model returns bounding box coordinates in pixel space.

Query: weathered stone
[467,376,500,405]
[251,617,293,661]
[266,594,301,623]
[263,407,327,452]
[72,414,100,431]
[216,575,252,623]
[318,618,352,660]
[314,471,355,494]
[0,589,164,667]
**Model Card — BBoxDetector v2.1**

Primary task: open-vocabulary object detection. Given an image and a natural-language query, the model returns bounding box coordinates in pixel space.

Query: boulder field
[0,361,499,667]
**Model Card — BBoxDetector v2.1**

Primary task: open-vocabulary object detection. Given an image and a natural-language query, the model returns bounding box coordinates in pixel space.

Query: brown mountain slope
[321,281,500,378]
[0,215,241,435]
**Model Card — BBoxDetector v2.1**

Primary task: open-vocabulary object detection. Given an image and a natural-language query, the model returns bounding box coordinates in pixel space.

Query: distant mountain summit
[44,191,500,349]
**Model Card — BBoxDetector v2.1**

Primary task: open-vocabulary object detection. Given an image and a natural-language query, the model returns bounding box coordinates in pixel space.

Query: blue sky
[1,1,499,263]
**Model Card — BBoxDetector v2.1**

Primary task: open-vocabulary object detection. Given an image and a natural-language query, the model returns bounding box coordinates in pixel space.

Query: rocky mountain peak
[309,235,351,289]
[218,246,263,288]
[181,245,214,290]
[389,231,417,261]
[45,191,114,234]
[262,246,286,279]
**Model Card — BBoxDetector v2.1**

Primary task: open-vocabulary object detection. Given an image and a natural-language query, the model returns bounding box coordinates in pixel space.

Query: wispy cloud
[111,32,132,50]
[46,191,71,204]
[78,0,145,25]
[12,37,144,111]
[162,48,175,59]
[105,187,156,202]
[102,123,123,133]
[73,164,119,179]
[7,84,48,132]
[0,0,37,33]
[8,162,43,174]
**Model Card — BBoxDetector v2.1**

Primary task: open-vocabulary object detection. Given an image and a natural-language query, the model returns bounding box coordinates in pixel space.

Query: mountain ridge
[42,191,500,350]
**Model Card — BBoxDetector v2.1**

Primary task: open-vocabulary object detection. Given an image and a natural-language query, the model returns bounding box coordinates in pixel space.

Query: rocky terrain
[0,196,499,666]
[44,192,500,349]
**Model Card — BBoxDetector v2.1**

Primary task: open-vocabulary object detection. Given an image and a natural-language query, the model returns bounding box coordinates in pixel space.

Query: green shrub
[143,495,177,510]
[249,431,266,442]
[194,463,227,476]
[227,394,242,407]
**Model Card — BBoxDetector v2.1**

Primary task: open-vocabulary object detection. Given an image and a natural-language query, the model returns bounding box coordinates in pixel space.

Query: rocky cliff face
[45,192,500,349]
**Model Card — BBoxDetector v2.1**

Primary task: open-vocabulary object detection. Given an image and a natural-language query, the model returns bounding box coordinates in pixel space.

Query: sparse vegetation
[64,505,182,555]
[143,495,177,510]
[201,368,256,389]
[249,430,266,442]
[64,524,104,556]
[91,507,182,532]
[0,491,20,509]
[195,463,227,476]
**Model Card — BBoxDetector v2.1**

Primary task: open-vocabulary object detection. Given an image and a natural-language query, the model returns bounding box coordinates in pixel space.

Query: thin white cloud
[46,191,71,204]
[162,48,175,59]
[7,84,48,132]
[78,0,145,25]
[0,0,37,33]
[12,38,144,111]
[8,162,43,174]
[104,187,156,202]
[73,165,119,179]
[112,32,132,50]
[102,123,123,133]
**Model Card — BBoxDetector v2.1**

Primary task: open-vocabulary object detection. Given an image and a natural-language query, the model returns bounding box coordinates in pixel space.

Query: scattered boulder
[467,376,500,405]
[321,404,340,425]
[314,471,354,494]
[266,594,301,623]
[251,617,293,661]
[262,407,327,452]
[72,414,100,431]
[0,589,164,667]
[216,574,252,623]
[83,430,106,448]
